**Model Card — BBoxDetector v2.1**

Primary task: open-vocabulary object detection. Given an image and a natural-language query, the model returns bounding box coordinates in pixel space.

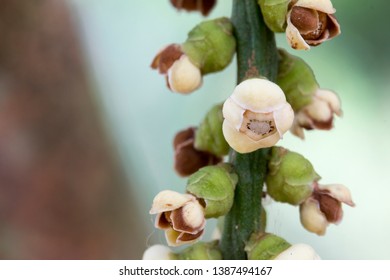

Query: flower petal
[273,103,294,136]
[222,120,281,153]
[286,11,311,50]
[168,55,202,94]
[295,0,336,14]
[230,78,287,112]
[171,200,205,234]
[222,97,245,130]
[150,190,194,214]
[317,184,355,207]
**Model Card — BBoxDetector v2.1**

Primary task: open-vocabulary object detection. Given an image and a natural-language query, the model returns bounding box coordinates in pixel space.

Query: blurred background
[0,0,389,259]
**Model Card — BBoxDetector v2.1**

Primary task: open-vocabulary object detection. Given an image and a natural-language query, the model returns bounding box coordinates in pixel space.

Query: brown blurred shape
[0,0,146,259]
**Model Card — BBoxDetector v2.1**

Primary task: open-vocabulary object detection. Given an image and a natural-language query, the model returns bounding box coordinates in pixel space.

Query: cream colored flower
[151,44,202,94]
[150,190,206,246]
[291,89,342,139]
[300,183,355,235]
[222,78,294,153]
[275,243,321,260]
[286,0,341,50]
[168,55,202,93]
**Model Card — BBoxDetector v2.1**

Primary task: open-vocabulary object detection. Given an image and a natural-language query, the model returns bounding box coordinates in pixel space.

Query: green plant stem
[220,0,278,260]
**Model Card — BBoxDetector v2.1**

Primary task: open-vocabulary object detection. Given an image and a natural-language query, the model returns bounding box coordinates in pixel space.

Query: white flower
[168,55,202,94]
[142,244,172,260]
[222,78,294,153]
[300,183,355,235]
[286,0,341,50]
[275,243,321,260]
[291,89,342,139]
[149,190,206,246]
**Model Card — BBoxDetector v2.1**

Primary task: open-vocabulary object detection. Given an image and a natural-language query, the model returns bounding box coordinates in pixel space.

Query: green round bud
[172,241,222,260]
[182,17,236,74]
[266,147,320,205]
[194,103,230,157]
[186,164,238,218]
[277,49,318,111]
[245,232,291,260]
[258,0,289,33]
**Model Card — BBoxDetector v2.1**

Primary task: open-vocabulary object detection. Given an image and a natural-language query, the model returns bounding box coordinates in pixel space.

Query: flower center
[240,111,277,141]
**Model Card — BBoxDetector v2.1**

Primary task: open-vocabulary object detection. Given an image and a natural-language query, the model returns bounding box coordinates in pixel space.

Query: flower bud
[266,146,320,205]
[182,17,236,74]
[174,127,222,177]
[168,55,203,94]
[258,0,290,32]
[245,232,291,260]
[142,244,174,260]
[300,183,355,235]
[170,0,217,16]
[286,0,341,50]
[222,78,294,153]
[194,104,230,157]
[150,190,206,246]
[173,240,222,260]
[186,164,238,218]
[276,49,342,139]
[151,44,202,94]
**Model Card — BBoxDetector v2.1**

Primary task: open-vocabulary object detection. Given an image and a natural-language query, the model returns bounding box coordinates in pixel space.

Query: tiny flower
[150,190,206,246]
[300,183,355,235]
[174,127,221,177]
[291,89,342,139]
[274,243,321,260]
[222,78,294,153]
[142,244,173,260]
[151,44,202,94]
[266,146,320,205]
[170,0,217,16]
[286,0,341,50]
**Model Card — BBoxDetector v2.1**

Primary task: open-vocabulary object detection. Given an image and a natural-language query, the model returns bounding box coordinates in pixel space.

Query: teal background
[68,0,390,259]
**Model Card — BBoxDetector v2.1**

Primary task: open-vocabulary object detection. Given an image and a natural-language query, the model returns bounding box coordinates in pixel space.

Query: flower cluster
[147,0,352,260]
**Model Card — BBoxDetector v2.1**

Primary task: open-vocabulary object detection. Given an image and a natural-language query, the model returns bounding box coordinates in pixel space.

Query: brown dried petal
[174,132,222,177]
[290,6,319,34]
[170,0,216,16]
[173,127,196,150]
[315,192,342,223]
[151,44,183,74]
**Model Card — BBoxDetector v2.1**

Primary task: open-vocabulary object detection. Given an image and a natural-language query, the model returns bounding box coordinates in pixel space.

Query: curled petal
[165,228,203,247]
[318,184,355,207]
[273,103,295,137]
[286,10,311,50]
[150,190,194,214]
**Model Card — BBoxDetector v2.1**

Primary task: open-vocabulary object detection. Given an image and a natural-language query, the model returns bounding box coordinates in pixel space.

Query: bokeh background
[1,0,389,259]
